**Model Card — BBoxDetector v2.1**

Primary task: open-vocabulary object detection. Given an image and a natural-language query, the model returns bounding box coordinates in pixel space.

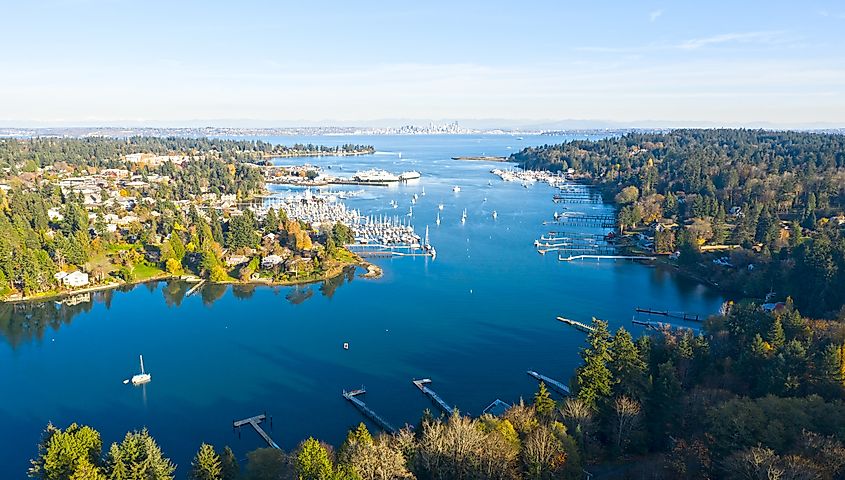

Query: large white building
[55,271,90,288]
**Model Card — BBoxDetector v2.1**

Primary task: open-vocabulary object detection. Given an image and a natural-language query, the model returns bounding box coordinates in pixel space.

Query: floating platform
[556,316,595,333]
[527,370,571,396]
[342,388,396,433]
[482,399,511,416]
[233,414,279,450]
[413,378,455,415]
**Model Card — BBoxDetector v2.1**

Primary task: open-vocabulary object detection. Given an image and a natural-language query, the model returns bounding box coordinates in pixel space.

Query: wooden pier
[527,370,571,396]
[558,254,656,262]
[632,319,700,334]
[233,414,280,450]
[556,316,596,333]
[635,307,701,322]
[186,279,206,297]
[413,379,455,415]
[342,388,396,433]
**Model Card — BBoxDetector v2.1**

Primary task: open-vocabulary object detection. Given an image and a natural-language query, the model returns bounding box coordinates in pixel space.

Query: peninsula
[0,137,380,302]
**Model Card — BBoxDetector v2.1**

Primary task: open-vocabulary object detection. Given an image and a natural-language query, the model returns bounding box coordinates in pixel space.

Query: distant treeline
[0,137,374,170]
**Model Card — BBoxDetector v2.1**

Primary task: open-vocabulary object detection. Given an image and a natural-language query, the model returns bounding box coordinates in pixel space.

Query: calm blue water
[0,135,722,476]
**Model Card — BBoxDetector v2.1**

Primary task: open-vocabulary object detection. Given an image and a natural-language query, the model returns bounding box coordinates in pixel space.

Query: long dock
[632,319,700,334]
[413,379,455,415]
[233,414,280,450]
[558,254,656,262]
[186,279,206,297]
[635,307,701,322]
[527,370,571,396]
[556,316,595,333]
[342,388,396,433]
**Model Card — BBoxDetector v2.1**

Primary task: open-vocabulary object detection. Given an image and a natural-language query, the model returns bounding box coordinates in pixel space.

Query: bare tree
[521,425,564,480]
[613,396,641,453]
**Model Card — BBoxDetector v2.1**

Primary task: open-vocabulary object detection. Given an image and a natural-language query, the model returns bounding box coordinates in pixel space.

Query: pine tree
[263,208,278,232]
[609,327,647,400]
[189,443,222,480]
[219,446,239,480]
[209,209,224,245]
[534,382,556,418]
[768,317,786,349]
[295,438,333,480]
[575,318,612,410]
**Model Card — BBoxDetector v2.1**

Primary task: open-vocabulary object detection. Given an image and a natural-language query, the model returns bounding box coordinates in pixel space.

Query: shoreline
[1,256,383,305]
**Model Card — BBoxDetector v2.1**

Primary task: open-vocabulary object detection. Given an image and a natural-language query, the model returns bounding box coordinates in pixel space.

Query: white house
[62,271,90,288]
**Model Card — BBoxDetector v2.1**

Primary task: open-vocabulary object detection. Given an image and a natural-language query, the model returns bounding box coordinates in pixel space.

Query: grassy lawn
[132,263,165,281]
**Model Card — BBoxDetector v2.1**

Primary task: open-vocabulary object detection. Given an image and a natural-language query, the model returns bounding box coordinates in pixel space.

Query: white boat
[389,200,398,208]
[352,169,400,183]
[130,355,151,385]
[399,171,421,181]
[408,206,413,217]
[461,208,467,224]
[492,210,498,219]
[438,203,444,211]
[421,188,426,196]
[436,212,441,225]
[452,186,461,193]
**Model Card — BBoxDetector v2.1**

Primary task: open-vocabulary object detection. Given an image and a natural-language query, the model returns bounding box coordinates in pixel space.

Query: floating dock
[527,370,571,396]
[233,414,279,450]
[556,316,596,333]
[635,307,701,322]
[342,388,396,433]
[558,254,656,262]
[413,379,455,415]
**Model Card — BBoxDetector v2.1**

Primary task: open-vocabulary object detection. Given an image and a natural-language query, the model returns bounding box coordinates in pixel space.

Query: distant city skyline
[2,1,844,128]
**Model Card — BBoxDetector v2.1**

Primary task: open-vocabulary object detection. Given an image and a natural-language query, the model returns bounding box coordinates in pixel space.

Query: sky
[1,0,844,128]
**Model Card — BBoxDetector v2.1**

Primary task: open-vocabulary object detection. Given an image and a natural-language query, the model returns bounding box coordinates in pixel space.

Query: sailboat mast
[139,354,145,374]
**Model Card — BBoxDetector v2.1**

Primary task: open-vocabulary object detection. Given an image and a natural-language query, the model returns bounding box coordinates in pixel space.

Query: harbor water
[0,135,723,475]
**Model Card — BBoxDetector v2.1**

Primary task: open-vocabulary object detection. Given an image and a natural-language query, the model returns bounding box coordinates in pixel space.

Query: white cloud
[649,9,663,22]
[678,31,785,50]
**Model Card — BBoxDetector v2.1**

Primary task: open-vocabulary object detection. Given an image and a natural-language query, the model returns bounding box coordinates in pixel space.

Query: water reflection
[0,271,358,348]
[0,290,106,348]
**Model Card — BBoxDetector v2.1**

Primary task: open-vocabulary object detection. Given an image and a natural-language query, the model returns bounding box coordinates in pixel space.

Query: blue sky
[1,0,844,127]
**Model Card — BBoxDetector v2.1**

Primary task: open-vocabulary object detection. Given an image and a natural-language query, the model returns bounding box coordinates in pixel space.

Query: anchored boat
[130,354,151,385]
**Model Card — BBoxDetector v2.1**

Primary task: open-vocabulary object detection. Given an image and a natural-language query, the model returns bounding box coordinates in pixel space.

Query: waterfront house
[61,271,90,288]
[261,255,284,269]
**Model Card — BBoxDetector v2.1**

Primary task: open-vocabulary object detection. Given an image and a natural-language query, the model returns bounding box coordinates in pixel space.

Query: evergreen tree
[768,317,786,350]
[533,382,556,419]
[295,438,333,480]
[104,429,175,480]
[189,443,222,480]
[609,327,648,400]
[29,423,104,480]
[575,319,612,410]
[219,446,239,480]
[209,209,224,245]
[263,208,278,232]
